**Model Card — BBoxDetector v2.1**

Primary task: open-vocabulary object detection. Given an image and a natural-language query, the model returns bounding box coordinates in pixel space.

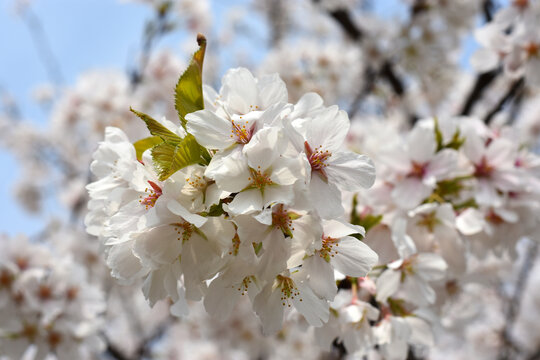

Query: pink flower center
[474,156,494,178]
[304,141,331,178]
[173,221,194,242]
[276,275,301,306]
[271,204,298,237]
[247,167,273,191]
[525,42,539,58]
[319,235,340,261]
[485,210,504,225]
[408,161,426,178]
[140,181,162,209]
[513,0,529,10]
[230,119,254,144]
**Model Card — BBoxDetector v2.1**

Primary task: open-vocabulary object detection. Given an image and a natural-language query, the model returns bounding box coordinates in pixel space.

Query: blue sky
[0,0,161,235]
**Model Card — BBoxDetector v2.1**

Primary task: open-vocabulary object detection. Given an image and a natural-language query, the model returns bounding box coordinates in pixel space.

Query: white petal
[243,126,284,170]
[270,157,306,186]
[470,48,499,72]
[141,268,168,306]
[414,253,447,281]
[406,317,434,347]
[303,256,337,301]
[290,92,324,119]
[456,208,484,235]
[303,106,349,152]
[185,110,235,150]
[167,200,207,227]
[331,237,378,277]
[526,57,540,87]
[403,276,436,305]
[204,278,239,321]
[262,184,295,208]
[293,280,329,327]
[375,269,401,303]
[226,189,263,215]
[323,219,365,238]
[253,283,285,335]
[326,151,376,191]
[391,217,417,258]
[486,138,516,166]
[426,149,458,181]
[257,73,288,109]
[205,148,251,192]
[391,178,433,210]
[133,226,182,267]
[407,126,436,164]
[221,67,258,114]
[107,242,146,282]
[309,174,344,219]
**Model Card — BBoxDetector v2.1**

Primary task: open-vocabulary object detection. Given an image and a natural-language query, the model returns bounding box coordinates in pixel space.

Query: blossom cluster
[472,0,540,86]
[329,114,540,358]
[85,66,379,335]
[0,235,105,360]
[4,1,540,358]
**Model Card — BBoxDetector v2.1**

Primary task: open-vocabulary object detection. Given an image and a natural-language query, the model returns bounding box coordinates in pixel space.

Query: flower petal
[331,236,378,277]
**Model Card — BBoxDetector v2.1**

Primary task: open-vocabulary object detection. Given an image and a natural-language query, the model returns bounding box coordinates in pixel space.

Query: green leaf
[434,117,465,152]
[133,136,163,161]
[151,134,202,181]
[350,194,383,235]
[200,202,226,217]
[434,117,444,152]
[175,34,207,129]
[387,297,411,317]
[130,108,182,145]
[253,242,263,255]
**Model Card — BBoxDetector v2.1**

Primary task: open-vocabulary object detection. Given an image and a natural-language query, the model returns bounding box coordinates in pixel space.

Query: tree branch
[313,1,412,121]
[106,342,131,360]
[130,3,175,87]
[460,69,500,116]
[483,77,524,124]
[482,0,496,23]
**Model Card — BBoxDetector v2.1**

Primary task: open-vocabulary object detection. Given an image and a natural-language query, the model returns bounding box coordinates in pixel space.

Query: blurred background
[4,1,540,360]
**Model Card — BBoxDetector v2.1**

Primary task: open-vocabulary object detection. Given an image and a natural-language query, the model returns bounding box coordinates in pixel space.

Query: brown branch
[482,0,496,23]
[130,2,175,87]
[313,1,411,121]
[460,69,500,116]
[327,7,363,41]
[483,77,524,124]
[106,342,131,360]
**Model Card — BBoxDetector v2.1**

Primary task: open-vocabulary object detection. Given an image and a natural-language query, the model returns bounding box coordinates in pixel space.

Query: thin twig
[313,1,411,120]
[483,77,524,124]
[460,69,500,116]
[482,0,496,23]
[106,341,131,360]
[130,3,174,87]
[458,0,499,117]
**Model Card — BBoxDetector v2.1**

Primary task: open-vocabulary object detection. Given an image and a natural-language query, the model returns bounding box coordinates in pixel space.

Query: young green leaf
[133,136,163,161]
[151,134,203,181]
[130,108,182,145]
[175,34,207,129]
